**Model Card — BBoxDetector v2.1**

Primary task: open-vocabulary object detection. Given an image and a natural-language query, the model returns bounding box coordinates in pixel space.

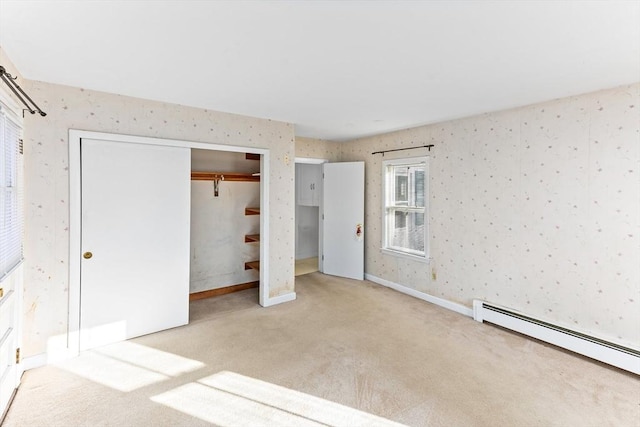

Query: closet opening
[189,149,262,317]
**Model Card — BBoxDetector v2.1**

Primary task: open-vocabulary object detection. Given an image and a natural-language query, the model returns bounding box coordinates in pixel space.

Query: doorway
[294,157,326,276]
[68,130,271,354]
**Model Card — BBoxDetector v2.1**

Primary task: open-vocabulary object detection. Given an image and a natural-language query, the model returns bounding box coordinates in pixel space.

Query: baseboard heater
[473,300,640,375]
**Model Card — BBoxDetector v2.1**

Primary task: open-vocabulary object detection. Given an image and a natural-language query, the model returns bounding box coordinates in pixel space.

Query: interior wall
[20,80,295,359]
[295,136,342,161]
[295,205,319,260]
[191,181,260,292]
[340,83,640,349]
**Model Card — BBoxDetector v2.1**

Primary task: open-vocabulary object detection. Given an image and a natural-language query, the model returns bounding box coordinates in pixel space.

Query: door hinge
[322,255,324,260]
[15,348,20,364]
[19,139,24,155]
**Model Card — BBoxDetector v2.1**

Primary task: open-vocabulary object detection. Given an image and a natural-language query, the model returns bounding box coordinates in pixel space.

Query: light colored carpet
[3,273,639,426]
[295,257,319,276]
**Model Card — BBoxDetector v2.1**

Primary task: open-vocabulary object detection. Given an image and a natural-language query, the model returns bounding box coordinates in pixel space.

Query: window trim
[381,156,429,262]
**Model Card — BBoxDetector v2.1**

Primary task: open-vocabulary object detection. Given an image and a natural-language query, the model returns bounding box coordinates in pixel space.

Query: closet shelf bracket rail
[191,172,260,182]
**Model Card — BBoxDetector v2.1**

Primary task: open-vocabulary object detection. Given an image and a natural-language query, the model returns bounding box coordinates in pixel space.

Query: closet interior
[189,149,261,301]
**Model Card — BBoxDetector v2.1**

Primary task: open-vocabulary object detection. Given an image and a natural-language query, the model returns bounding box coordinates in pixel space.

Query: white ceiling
[1,1,638,141]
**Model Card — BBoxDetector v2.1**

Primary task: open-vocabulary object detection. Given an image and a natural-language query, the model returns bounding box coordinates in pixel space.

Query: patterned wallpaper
[21,81,296,357]
[341,84,640,349]
[295,136,342,161]
[8,32,639,356]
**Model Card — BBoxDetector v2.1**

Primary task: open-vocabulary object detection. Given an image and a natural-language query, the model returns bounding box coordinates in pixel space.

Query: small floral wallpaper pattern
[295,136,342,161]
[7,27,639,357]
[341,84,639,349]
[21,80,296,357]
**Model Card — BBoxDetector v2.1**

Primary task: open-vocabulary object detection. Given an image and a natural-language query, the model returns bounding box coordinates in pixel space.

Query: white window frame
[0,93,24,281]
[381,156,429,262]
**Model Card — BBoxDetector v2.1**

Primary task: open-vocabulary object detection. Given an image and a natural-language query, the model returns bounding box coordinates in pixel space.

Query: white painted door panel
[0,284,17,417]
[80,139,191,350]
[322,162,364,280]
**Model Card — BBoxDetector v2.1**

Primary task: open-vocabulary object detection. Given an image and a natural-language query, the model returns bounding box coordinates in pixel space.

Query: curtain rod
[0,65,47,117]
[371,144,433,156]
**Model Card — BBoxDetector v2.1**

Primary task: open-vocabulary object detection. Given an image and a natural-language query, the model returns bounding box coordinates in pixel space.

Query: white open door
[321,162,364,280]
[80,138,191,350]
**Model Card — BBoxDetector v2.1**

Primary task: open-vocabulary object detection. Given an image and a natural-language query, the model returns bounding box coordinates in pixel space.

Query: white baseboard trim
[263,292,297,307]
[22,353,47,371]
[365,274,473,317]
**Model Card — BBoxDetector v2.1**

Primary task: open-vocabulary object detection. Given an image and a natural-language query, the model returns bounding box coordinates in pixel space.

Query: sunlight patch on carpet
[57,351,168,392]
[151,371,406,427]
[57,341,205,392]
[94,341,205,376]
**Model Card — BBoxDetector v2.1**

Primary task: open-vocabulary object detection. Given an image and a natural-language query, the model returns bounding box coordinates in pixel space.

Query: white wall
[341,83,640,349]
[295,205,319,260]
[191,180,260,292]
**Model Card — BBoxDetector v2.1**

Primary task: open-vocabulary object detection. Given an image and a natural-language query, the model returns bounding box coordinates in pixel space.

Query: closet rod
[191,172,259,182]
[372,144,434,156]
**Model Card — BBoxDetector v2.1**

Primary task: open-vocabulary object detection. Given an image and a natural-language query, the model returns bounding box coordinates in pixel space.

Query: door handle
[83,252,93,259]
[356,223,363,239]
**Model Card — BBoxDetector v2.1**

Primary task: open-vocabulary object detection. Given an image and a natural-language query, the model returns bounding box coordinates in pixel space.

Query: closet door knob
[83,252,93,259]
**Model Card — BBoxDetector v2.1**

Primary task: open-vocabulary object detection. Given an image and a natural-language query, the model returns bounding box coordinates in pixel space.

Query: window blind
[0,104,23,280]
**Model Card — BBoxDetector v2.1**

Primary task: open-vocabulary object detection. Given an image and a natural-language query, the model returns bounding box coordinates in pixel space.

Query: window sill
[381,248,430,263]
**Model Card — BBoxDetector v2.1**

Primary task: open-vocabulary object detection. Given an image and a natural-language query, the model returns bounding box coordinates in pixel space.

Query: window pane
[407,212,425,252]
[393,168,408,205]
[394,210,406,228]
[414,169,425,208]
[390,165,425,208]
[388,209,424,253]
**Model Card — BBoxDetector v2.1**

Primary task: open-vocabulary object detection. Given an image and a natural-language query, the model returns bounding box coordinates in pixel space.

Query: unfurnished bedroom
[0,1,638,426]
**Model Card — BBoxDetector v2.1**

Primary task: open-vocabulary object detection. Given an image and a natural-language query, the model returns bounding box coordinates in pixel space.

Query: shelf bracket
[213,175,224,197]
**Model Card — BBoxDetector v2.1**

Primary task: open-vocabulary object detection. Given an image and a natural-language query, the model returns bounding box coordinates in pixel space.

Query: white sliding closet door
[80,138,191,350]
